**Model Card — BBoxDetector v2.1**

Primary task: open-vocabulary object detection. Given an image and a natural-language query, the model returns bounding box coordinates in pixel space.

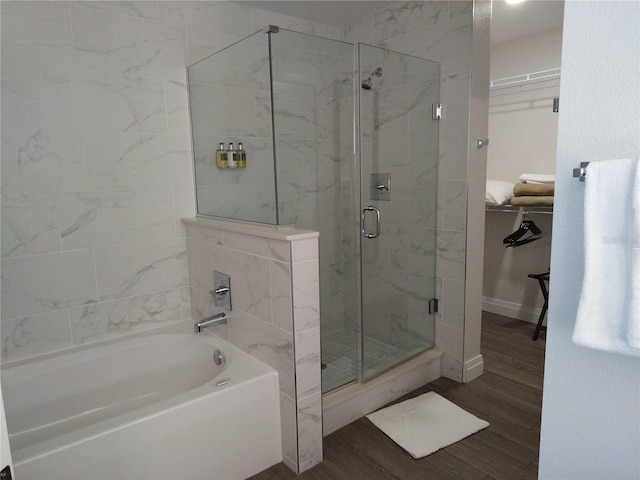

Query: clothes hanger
[503,218,542,248]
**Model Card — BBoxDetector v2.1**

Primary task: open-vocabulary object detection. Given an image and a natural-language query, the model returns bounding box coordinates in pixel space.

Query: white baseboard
[482,296,543,324]
[463,354,484,383]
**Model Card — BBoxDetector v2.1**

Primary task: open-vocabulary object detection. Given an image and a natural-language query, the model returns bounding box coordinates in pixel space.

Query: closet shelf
[489,68,560,92]
[486,205,553,215]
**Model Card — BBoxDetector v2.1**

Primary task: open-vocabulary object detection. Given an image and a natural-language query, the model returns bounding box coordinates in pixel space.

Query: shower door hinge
[428,298,439,314]
[432,103,443,120]
[477,138,489,149]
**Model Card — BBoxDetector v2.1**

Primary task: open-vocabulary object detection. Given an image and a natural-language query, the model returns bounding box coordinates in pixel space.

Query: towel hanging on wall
[628,159,640,348]
[573,158,640,356]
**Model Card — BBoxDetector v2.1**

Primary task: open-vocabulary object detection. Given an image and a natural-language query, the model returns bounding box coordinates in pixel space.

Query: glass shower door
[267,29,359,393]
[358,44,439,380]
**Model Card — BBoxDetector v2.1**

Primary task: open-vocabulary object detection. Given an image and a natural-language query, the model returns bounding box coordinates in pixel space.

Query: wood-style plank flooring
[250,312,546,480]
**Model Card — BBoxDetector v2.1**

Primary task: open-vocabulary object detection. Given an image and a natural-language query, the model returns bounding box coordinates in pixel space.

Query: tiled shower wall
[1,1,196,360]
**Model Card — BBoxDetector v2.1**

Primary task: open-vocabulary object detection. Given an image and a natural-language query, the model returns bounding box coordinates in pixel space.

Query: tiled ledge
[182,216,318,241]
[183,216,322,473]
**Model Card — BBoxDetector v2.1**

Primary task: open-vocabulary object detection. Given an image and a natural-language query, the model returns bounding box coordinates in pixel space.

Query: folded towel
[573,158,640,356]
[519,173,555,184]
[510,196,554,206]
[513,183,555,196]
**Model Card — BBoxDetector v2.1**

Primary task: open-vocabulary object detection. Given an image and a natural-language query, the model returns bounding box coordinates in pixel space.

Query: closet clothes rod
[521,209,553,215]
[572,162,590,181]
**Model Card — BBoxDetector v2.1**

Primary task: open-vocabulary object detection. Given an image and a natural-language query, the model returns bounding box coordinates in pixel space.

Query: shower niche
[187,26,440,394]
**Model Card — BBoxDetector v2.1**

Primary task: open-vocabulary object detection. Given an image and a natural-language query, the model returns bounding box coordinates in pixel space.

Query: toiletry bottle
[237,142,247,168]
[228,142,238,168]
[216,142,228,168]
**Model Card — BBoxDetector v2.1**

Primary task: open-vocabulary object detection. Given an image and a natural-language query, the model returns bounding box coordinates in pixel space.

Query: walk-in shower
[187,26,440,394]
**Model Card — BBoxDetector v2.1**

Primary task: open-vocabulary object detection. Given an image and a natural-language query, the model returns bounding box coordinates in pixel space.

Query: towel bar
[572,162,590,181]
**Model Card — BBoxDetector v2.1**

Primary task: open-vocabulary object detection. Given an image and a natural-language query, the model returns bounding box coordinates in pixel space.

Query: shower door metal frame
[265,26,281,225]
[353,44,365,384]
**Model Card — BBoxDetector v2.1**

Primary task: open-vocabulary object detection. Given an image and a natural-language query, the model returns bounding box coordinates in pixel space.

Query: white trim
[482,296,543,324]
[462,354,484,383]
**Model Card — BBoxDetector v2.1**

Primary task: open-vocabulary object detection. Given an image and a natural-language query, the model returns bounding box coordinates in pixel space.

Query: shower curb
[322,349,443,436]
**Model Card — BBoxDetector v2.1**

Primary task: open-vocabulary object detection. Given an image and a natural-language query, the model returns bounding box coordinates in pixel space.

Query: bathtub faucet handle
[211,271,232,310]
[194,312,227,333]
[213,286,229,296]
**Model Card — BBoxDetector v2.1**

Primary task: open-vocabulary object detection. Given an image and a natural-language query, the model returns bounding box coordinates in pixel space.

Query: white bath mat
[366,392,489,459]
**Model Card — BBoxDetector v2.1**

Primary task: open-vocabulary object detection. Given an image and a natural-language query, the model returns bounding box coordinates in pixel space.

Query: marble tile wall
[0,1,200,362]
[183,218,321,473]
[0,0,342,361]
[343,1,474,381]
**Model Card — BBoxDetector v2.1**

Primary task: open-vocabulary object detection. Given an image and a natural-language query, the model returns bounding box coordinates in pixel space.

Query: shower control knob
[375,184,388,191]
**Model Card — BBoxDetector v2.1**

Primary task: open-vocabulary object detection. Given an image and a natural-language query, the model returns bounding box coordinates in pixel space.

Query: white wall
[491,28,563,79]
[487,28,562,183]
[539,2,640,478]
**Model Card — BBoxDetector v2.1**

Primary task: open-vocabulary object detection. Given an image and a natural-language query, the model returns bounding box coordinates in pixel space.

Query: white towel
[573,158,640,356]
[629,160,640,347]
[518,173,556,184]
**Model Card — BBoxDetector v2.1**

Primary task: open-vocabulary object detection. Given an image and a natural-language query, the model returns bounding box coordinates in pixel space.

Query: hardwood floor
[250,312,546,480]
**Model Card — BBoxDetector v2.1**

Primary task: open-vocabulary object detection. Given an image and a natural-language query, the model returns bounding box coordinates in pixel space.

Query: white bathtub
[1,324,282,480]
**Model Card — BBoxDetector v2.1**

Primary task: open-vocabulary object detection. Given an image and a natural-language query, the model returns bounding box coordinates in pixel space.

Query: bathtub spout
[194,313,227,333]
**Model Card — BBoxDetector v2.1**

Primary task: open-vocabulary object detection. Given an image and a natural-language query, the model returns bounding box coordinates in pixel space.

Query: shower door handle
[361,206,380,239]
